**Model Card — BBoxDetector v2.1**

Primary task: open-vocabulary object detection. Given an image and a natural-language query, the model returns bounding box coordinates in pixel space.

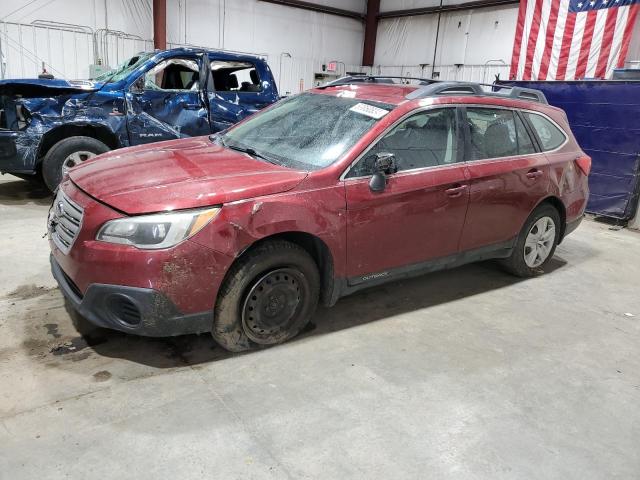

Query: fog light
[107,294,142,326]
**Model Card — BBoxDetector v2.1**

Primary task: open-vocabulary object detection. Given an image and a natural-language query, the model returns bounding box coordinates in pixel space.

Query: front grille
[49,189,83,254]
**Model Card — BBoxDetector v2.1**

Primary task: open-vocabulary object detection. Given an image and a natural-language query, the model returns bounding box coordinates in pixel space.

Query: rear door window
[211,60,262,92]
[524,112,566,151]
[465,107,537,160]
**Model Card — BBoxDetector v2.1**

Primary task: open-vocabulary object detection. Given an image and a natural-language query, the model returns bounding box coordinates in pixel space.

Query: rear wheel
[213,240,320,352]
[42,136,109,191]
[501,204,561,277]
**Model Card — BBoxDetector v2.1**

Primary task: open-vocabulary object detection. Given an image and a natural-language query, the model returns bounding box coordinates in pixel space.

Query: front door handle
[526,169,544,179]
[181,102,202,110]
[445,184,468,197]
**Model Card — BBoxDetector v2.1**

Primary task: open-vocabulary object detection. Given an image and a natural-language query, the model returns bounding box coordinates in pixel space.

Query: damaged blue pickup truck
[0,48,279,190]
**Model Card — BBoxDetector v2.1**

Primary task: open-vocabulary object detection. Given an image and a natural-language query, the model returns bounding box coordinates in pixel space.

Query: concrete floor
[1,174,639,479]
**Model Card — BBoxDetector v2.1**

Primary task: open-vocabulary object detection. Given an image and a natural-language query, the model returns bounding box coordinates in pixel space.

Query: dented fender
[189,179,349,279]
[0,85,129,173]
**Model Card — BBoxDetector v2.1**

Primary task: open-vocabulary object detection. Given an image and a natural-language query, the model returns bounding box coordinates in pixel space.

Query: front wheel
[42,136,110,191]
[213,240,320,352]
[501,204,561,277]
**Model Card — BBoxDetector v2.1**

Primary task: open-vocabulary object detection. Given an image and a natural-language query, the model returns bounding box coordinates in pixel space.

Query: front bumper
[0,129,38,173]
[51,255,212,336]
[48,180,234,320]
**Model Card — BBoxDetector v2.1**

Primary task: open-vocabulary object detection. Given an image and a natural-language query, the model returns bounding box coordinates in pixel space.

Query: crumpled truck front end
[0,79,126,178]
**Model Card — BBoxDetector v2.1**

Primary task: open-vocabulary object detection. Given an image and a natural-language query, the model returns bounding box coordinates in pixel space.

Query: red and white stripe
[509,0,639,80]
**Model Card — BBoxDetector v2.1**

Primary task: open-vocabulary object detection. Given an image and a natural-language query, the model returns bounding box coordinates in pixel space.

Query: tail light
[575,155,591,176]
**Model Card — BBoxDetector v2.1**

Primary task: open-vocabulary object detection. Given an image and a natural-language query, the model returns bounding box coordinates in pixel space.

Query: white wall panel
[374,4,519,82]
[456,6,517,64]
[0,0,364,93]
[2,0,637,87]
[375,16,439,66]
[0,0,153,38]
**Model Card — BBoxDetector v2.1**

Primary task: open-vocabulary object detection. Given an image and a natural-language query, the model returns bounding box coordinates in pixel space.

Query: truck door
[125,56,211,145]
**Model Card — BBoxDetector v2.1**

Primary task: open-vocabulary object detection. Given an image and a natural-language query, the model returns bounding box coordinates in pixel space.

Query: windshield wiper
[225,143,277,165]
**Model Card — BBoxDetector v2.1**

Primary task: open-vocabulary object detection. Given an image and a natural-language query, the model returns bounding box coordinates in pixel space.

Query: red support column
[153,0,167,50]
[362,0,380,67]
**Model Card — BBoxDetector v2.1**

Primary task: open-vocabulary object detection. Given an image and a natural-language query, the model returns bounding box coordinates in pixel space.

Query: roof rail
[405,81,548,104]
[317,76,548,104]
[319,74,437,88]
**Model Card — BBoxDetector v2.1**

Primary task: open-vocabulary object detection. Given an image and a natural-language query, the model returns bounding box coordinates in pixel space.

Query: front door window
[144,59,199,91]
[349,107,460,177]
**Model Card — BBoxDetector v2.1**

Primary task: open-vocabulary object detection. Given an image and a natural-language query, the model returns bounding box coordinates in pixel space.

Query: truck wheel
[500,204,561,277]
[42,136,110,191]
[213,240,320,352]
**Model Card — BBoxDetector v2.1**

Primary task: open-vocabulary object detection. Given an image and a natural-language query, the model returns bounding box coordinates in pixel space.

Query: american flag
[509,0,639,80]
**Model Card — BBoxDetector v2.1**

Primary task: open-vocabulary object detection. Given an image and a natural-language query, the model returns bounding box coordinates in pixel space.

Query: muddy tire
[213,240,320,352]
[500,204,561,278]
[42,136,110,191]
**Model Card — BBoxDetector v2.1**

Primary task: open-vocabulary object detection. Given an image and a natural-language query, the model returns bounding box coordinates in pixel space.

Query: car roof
[309,83,421,106]
[154,47,267,63]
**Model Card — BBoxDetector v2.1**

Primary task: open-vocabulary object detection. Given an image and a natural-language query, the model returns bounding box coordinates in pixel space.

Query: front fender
[189,183,348,278]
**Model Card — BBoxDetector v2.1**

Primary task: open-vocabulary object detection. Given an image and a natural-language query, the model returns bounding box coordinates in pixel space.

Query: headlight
[96,207,220,249]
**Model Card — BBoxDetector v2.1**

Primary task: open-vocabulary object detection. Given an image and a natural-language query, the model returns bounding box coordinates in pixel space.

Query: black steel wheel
[213,240,320,352]
[242,268,308,345]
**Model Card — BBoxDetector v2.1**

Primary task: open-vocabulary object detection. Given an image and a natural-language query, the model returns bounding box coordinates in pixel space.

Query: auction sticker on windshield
[349,103,389,119]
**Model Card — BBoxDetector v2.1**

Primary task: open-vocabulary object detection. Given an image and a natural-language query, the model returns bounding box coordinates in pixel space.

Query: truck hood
[0,78,100,97]
[69,136,308,215]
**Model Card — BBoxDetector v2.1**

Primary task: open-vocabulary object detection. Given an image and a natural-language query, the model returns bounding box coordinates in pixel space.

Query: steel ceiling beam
[152,0,167,49]
[378,0,519,19]
[362,0,381,66]
[257,0,365,20]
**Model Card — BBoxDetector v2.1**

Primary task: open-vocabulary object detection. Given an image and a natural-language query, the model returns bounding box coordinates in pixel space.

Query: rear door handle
[526,169,544,179]
[445,184,468,197]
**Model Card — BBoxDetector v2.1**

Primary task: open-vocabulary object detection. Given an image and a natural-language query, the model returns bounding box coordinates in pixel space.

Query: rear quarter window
[524,113,566,151]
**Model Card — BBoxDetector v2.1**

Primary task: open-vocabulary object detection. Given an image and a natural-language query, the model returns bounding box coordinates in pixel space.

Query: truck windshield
[92,52,154,82]
[220,93,394,170]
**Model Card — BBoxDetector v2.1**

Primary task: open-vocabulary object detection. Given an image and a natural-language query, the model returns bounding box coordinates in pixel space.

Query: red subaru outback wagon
[48,77,590,351]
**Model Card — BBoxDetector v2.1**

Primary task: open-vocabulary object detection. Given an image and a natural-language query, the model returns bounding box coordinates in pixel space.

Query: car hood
[0,78,101,97]
[69,137,308,215]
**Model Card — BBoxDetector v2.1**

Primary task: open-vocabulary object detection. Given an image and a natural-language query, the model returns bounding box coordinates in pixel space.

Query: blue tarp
[499,80,640,220]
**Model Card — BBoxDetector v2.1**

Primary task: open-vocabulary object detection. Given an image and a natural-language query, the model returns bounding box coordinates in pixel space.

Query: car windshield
[220,93,394,170]
[92,52,155,82]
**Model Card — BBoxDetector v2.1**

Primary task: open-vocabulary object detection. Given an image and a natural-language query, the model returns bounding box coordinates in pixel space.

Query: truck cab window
[144,58,199,91]
[211,60,262,92]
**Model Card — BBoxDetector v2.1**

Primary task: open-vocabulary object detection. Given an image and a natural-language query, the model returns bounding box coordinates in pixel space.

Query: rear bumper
[51,255,212,337]
[563,214,584,240]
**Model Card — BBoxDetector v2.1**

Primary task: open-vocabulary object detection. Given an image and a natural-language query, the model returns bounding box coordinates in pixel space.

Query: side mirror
[368,152,396,193]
